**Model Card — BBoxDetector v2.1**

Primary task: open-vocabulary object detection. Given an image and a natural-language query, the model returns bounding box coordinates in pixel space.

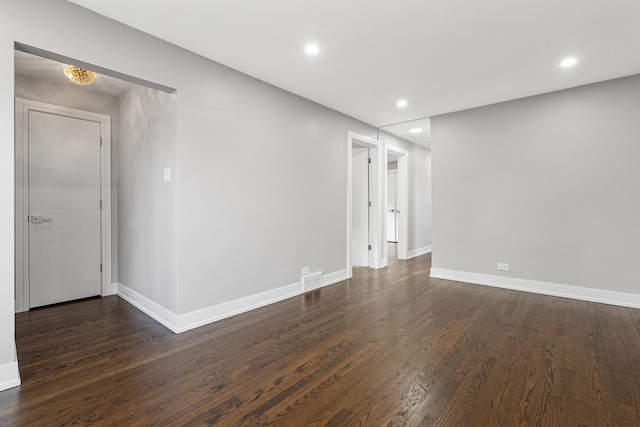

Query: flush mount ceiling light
[397,100,408,108]
[305,44,319,55]
[409,128,423,133]
[63,65,97,85]
[560,57,578,68]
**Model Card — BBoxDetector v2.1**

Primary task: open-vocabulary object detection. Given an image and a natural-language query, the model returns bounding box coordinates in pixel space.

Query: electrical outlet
[301,266,310,275]
[497,263,510,272]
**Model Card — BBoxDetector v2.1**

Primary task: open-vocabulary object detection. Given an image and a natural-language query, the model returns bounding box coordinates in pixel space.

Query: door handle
[395,210,400,214]
[389,209,395,213]
[31,216,53,224]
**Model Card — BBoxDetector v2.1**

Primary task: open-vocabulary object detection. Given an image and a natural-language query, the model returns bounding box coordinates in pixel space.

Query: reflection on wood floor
[2,252,640,426]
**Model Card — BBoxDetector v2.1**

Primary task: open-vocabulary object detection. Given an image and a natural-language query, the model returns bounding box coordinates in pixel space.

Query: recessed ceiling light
[305,44,319,55]
[560,57,578,68]
[409,128,423,133]
[397,100,408,108]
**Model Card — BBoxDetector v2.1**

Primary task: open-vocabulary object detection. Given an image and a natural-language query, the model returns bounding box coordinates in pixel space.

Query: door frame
[385,144,409,260]
[14,98,112,312]
[347,131,385,278]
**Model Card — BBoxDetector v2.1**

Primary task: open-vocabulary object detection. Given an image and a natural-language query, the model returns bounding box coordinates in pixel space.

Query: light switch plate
[163,167,171,182]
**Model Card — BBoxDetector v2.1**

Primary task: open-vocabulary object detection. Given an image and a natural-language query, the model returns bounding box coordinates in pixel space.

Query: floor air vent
[302,272,323,292]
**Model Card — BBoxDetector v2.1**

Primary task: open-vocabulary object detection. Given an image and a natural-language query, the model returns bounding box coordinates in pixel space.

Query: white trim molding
[408,246,432,259]
[430,268,640,309]
[104,282,118,296]
[117,284,180,333]
[347,131,385,278]
[323,269,349,286]
[0,361,21,392]
[176,282,303,333]
[116,268,352,334]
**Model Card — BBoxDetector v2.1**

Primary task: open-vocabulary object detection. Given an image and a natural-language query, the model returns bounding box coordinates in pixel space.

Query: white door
[351,147,369,267]
[28,111,102,308]
[387,171,398,242]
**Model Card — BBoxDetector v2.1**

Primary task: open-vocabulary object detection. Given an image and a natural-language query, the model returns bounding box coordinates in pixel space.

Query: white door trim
[14,98,112,312]
[385,144,409,260]
[347,131,385,279]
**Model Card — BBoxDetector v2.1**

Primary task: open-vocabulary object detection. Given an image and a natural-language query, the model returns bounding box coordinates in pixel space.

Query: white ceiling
[67,0,640,129]
[380,118,431,149]
[15,50,136,97]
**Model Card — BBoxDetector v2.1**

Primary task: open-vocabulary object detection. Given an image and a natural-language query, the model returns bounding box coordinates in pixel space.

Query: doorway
[15,99,112,311]
[385,144,408,261]
[387,159,398,261]
[347,132,385,278]
[387,160,398,244]
[351,145,370,267]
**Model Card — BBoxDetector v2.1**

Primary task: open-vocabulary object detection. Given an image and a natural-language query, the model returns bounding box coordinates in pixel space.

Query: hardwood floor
[2,254,640,426]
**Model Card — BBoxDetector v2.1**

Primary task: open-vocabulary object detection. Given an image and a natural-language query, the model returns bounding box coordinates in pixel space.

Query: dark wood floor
[2,254,640,426]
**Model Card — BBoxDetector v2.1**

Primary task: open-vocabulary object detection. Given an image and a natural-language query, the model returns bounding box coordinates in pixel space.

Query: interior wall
[0,29,16,373]
[431,74,640,295]
[172,45,376,315]
[118,85,178,312]
[0,0,377,354]
[378,130,432,252]
[14,74,120,283]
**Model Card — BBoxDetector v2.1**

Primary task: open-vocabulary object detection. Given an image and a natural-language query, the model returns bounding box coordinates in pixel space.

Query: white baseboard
[408,245,432,259]
[430,268,640,309]
[0,361,21,392]
[102,282,118,296]
[323,269,349,286]
[115,268,351,334]
[116,284,180,333]
[176,281,303,333]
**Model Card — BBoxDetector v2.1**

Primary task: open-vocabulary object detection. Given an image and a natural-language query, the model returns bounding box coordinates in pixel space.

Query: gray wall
[378,130,432,251]
[118,85,178,312]
[14,74,120,283]
[176,85,374,313]
[432,74,640,294]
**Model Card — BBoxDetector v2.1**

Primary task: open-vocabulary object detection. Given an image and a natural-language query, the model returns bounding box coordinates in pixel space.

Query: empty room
[1,0,639,426]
